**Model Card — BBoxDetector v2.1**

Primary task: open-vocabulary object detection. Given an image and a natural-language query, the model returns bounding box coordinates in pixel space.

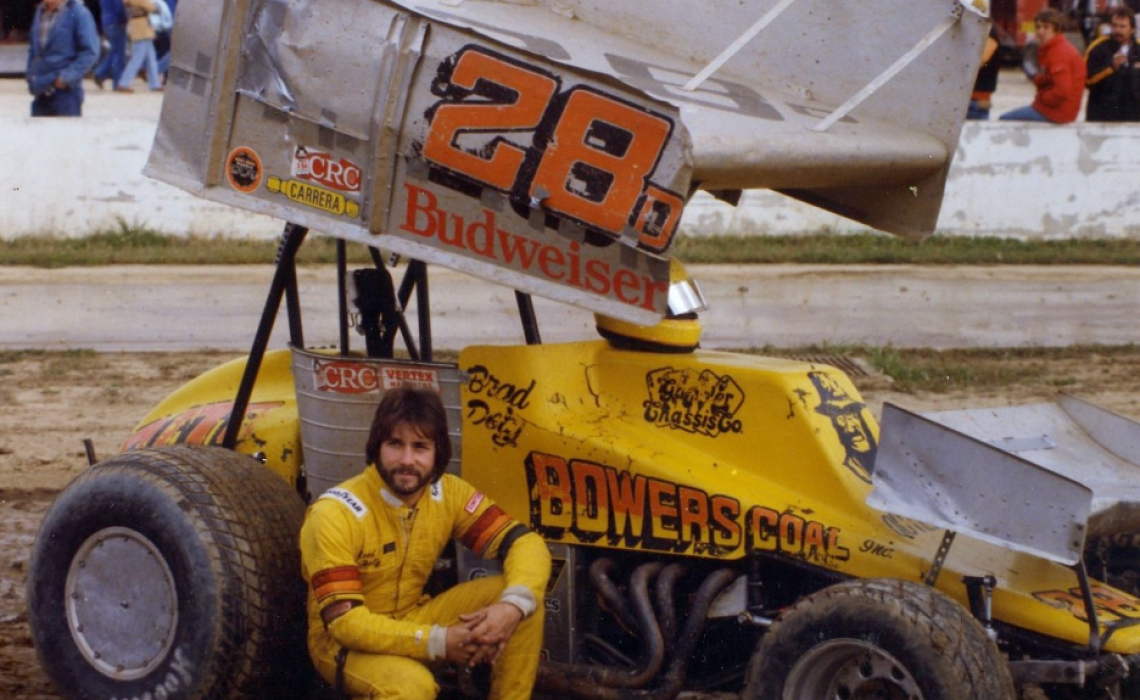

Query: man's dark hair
[1035,8,1065,32]
[1112,8,1137,30]
[365,387,452,482]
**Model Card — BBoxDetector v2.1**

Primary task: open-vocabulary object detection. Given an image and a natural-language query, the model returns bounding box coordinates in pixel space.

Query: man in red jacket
[1001,9,1086,123]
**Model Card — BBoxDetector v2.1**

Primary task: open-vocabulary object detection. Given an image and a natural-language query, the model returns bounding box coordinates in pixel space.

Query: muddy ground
[3,349,1140,698]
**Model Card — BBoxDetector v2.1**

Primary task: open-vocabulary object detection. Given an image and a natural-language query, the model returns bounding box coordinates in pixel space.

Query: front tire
[28,446,308,700]
[743,578,1014,700]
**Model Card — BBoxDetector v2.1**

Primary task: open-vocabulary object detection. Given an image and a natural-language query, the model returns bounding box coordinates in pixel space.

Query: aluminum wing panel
[870,403,1092,565]
[146,0,691,324]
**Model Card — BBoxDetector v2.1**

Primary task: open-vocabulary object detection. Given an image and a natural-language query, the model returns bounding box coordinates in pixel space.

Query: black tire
[28,446,309,700]
[743,578,1015,700]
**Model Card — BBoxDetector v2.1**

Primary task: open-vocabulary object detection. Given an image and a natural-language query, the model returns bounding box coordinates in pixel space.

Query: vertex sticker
[381,366,440,392]
[267,175,361,218]
[320,488,369,518]
[226,146,262,193]
[465,491,485,514]
[292,145,363,193]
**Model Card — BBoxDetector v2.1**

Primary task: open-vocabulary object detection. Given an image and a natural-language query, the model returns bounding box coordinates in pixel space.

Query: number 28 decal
[421,46,685,254]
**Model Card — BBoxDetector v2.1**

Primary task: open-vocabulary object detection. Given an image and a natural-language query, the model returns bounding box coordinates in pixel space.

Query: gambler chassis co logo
[643,367,744,438]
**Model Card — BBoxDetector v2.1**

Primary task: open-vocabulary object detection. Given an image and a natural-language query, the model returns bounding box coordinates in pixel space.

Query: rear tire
[28,446,309,700]
[743,578,1014,700]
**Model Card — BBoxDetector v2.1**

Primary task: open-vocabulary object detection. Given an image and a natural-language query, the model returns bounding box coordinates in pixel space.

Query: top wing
[145,0,987,323]
[399,0,990,238]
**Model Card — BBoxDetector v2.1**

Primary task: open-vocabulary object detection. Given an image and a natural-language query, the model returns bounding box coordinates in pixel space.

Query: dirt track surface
[5,264,1140,351]
[3,349,1140,697]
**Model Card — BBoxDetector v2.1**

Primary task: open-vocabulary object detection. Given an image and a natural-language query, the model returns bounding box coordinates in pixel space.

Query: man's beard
[378,464,433,496]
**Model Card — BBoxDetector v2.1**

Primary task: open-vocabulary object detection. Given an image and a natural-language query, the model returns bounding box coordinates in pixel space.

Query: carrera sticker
[1034,585,1140,623]
[465,364,535,448]
[292,145,363,193]
[267,175,361,218]
[418,45,684,253]
[465,491,485,514]
[523,450,851,564]
[321,488,369,518]
[226,146,262,193]
[123,401,284,450]
[810,372,877,484]
[643,367,744,438]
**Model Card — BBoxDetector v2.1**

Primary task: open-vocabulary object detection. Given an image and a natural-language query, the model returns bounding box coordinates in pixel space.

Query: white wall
[2,118,1138,240]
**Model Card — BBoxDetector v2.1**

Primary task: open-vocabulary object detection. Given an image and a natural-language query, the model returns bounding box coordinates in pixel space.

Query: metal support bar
[515,291,542,345]
[1075,561,1103,653]
[963,575,997,640]
[682,0,798,91]
[812,5,963,132]
[414,261,432,361]
[923,530,956,587]
[284,259,304,349]
[222,222,308,450]
[337,239,349,355]
[368,247,420,361]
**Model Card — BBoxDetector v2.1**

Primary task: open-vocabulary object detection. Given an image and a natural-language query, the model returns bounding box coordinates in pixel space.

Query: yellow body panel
[459,340,1140,654]
[123,349,301,487]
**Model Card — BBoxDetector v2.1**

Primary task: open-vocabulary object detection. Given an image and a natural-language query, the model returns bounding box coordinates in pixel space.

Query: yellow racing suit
[300,467,551,700]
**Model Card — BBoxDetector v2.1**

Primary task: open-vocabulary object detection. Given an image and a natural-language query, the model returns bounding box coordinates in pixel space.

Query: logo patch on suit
[321,488,369,518]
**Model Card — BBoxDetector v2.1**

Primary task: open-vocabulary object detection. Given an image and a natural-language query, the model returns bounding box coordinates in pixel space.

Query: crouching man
[300,387,551,700]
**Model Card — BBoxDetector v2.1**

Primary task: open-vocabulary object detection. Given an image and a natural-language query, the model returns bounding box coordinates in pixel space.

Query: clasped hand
[444,602,523,667]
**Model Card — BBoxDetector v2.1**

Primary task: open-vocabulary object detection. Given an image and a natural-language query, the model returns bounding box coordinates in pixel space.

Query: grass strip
[741,343,1140,394]
[6,224,1140,267]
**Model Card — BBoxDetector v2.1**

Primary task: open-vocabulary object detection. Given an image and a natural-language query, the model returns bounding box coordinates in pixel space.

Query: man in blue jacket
[26,0,99,117]
[93,0,128,91]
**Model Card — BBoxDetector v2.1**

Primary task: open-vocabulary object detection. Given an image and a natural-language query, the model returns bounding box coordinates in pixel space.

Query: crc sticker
[314,360,441,394]
[226,146,262,193]
[292,145,363,193]
[314,359,382,394]
[267,175,361,218]
[643,367,744,438]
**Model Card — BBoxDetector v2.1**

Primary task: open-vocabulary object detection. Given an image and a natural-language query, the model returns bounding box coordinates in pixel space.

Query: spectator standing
[92,0,127,90]
[968,24,1001,120]
[1000,9,1086,123]
[25,0,99,117]
[1085,9,1140,121]
[115,0,161,93]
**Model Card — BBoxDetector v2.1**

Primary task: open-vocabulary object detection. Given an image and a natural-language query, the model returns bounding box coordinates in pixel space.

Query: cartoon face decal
[809,372,877,484]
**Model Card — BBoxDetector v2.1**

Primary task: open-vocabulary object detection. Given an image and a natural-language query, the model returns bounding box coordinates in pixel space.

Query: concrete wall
[3,117,1139,240]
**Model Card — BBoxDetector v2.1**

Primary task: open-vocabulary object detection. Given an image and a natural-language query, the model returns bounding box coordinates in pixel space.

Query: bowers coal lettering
[745,506,850,563]
[524,451,759,557]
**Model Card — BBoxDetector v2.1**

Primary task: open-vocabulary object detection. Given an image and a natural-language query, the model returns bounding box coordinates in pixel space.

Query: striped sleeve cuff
[499,585,538,619]
[428,624,448,661]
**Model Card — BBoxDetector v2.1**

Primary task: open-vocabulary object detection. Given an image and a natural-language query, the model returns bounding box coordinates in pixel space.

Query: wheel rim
[783,638,923,700]
[65,526,179,680]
